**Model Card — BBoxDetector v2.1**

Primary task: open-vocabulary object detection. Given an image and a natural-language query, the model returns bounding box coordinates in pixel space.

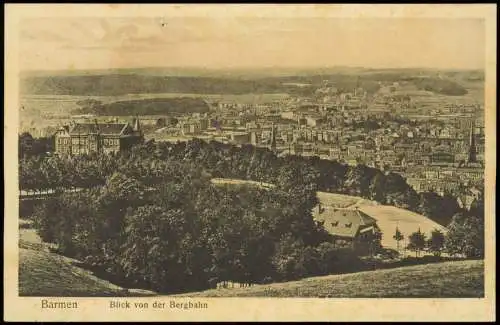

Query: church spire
[93,118,100,134]
[467,119,476,164]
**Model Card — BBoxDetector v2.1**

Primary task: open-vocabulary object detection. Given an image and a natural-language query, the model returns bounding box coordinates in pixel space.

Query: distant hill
[409,77,468,96]
[20,66,484,79]
[20,73,373,96]
[173,260,484,298]
[20,67,478,96]
[20,74,287,96]
[18,66,387,78]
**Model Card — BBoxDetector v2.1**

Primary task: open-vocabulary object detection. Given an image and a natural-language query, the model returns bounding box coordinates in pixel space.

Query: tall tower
[93,119,100,133]
[467,119,477,164]
[92,119,101,153]
[270,123,277,152]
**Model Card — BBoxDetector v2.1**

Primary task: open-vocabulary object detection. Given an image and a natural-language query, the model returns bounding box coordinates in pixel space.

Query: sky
[19,17,486,71]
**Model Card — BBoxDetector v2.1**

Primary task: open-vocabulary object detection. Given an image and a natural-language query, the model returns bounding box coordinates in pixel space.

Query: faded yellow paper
[4,4,496,322]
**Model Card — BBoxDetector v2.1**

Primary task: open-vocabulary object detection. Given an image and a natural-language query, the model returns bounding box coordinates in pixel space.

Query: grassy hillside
[174,260,484,298]
[19,222,157,297]
[19,248,131,297]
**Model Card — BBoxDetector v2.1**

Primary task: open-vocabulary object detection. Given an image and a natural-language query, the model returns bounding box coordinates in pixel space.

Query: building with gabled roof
[54,118,144,156]
[313,205,382,255]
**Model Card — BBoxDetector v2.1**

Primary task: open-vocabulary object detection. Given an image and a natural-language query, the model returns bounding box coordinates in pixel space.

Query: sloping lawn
[174,260,484,298]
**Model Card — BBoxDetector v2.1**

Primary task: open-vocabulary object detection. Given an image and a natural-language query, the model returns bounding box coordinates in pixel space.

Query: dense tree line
[77,98,210,116]
[133,139,464,226]
[410,77,468,96]
[445,190,485,258]
[20,135,465,226]
[403,189,484,260]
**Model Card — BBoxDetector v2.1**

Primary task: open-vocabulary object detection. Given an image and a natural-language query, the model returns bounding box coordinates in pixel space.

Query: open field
[211,177,274,189]
[22,92,290,105]
[19,93,290,133]
[376,79,484,107]
[316,191,373,208]
[173,259,484,297]
[358,204,447,250]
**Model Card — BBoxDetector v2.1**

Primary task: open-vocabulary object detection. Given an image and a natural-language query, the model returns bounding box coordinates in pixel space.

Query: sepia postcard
[4,4,496,322]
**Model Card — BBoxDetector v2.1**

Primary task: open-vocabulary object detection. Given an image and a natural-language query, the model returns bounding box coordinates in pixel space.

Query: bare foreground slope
[19,221,156,297]
[19,248,128,297]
